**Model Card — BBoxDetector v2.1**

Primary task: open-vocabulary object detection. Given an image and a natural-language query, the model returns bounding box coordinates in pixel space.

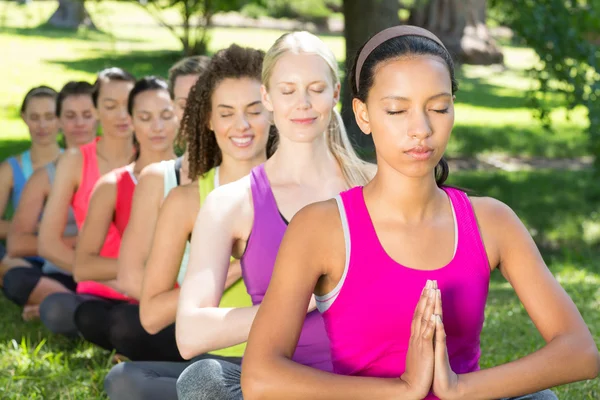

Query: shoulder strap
[45,162,57,185]
[443,187,489,273]
[7,157,26,193]
[198,168,216,205]
[20,151,33,180]
[174,156,182,186]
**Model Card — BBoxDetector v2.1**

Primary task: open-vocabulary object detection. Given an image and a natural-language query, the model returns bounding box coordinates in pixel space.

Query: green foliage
[241,0,338,26]
[139,0,255,54]
[490,0,600,175]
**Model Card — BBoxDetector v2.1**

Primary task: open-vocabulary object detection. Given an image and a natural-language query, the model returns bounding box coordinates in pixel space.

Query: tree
[342,0,401,150]
[409,0,503,65]
[46,0,96,29]
[490,0,600,176]
[137,0,251,55]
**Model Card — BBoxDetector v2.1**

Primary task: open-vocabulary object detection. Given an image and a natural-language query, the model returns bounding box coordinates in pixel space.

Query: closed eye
[386,110,406,115]
[432,108,449,114]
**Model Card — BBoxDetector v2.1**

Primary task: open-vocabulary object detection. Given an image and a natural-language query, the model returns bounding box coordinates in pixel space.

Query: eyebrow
[217,100,262,109]
[380,92,452,101]
[277,80,326,85]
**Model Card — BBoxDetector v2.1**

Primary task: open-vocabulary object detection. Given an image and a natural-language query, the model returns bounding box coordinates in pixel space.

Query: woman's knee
[177,359,241,400]
[2,267,37,306]
[39,293,79,336]
[104,362,148,400]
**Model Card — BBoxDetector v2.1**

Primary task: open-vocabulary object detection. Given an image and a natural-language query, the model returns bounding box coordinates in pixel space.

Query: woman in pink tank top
[71,76,178,355]
[38,67,136,338]
[242,26,599,400]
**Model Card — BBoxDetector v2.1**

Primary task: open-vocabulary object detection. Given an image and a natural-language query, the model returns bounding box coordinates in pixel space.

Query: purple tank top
[241,164,333,372]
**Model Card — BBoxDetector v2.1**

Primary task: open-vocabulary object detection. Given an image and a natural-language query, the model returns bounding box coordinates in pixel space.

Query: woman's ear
[332,82,341,106]
[261,85,274,113]
[352,98,371,136]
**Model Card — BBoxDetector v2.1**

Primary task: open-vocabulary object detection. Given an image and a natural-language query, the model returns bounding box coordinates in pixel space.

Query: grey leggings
[176,359,559,400]
[104,355,242,400]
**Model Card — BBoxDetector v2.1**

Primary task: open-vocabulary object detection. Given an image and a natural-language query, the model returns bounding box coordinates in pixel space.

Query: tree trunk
[409,0,503,65]
[46,0,95,29]
[342,0,400,153]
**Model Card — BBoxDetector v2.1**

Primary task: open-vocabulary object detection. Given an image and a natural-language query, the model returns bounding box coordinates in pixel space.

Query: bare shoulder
[139,161,167,181]
[27,166,51,190]
[91,169,118,201]
[288,199,343,244]
[202,175,252,217]
[56,147,83,178]
[136,162,166,195]
[164,182,199,210]
[469,195,519,229]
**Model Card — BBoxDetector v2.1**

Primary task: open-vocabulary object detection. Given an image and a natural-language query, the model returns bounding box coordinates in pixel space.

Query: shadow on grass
[48,49,185,80]
[0,25,123,42]
[449,123,588,158]
[449,169,599,254]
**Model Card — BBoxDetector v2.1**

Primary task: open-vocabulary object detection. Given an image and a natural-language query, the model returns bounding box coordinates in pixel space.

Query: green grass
[0,1,598,398]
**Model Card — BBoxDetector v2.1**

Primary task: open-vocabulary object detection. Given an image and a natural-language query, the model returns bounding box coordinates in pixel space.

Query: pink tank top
[317,186,489,399]
[113,166,136,236]
[71,138,132,301]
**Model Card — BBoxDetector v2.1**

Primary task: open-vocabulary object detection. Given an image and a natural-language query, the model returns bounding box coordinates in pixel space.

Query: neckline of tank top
[359,186,459,273]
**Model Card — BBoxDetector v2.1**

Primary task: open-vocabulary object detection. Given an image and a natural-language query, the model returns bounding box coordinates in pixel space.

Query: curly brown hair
[181,44,278,180]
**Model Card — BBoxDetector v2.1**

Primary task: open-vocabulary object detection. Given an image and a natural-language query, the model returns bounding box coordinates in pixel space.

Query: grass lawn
[0,1,598,399]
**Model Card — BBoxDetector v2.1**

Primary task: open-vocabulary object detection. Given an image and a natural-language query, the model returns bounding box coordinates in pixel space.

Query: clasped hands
[400,280,462,400]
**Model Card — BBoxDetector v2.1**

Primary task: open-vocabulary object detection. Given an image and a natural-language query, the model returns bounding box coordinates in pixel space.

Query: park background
[0,0,599,398]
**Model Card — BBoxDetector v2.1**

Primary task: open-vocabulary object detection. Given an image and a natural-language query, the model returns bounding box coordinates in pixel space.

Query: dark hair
[92,67,136,107]
[127,76,169,115]
[168,56,211,99]
[56,81,94,117]
[21,86,58,114]
[182,44,278,180]
[349,35,458,187]
[127,76,170,160]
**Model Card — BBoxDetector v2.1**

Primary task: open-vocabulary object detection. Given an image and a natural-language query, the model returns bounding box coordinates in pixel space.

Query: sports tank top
[114,165,137,236]
[7,150,33,207]
[41,162,78,275]
[241,164,333,371]
[7,150,45,264]
[316,187,489,399]
[71,138,132,301]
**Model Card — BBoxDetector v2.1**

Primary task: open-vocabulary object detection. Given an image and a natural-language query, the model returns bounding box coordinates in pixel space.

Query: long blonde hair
[262,31,375,187]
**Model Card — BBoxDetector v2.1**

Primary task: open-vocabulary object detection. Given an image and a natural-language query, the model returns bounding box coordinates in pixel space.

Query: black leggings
[2,266,76,306]
[74,301,184,362]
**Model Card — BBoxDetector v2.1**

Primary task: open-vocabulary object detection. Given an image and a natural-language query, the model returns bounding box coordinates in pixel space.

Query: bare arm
[241,202,424,400]
[73,174,118,282]
[447,198,600,399]
[116,164,164,299]
[140,184,198,334]
[0,161,14,240]
[7,168,49,257]
[176,180,260,360]
[38,150,81,271]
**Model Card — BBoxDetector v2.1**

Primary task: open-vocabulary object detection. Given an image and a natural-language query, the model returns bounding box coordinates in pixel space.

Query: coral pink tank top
[113,165,136,236]
[316,186,489,399]
[71,138,132,301]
